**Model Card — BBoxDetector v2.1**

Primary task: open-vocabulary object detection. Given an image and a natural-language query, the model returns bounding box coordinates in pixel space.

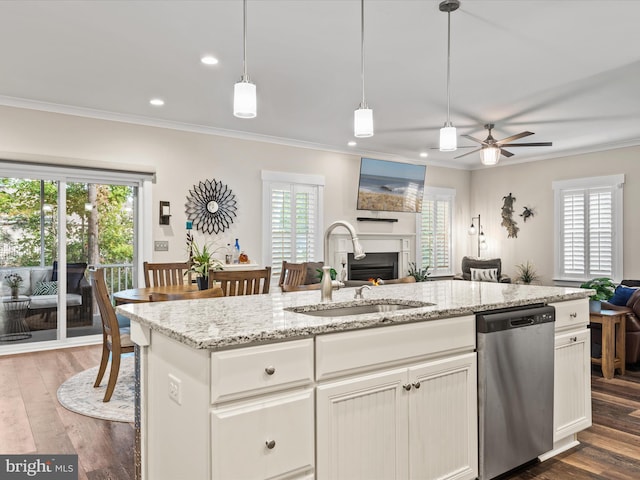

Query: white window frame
[416,186,455,277]
[261,170,324,278]
[553,174,624,283]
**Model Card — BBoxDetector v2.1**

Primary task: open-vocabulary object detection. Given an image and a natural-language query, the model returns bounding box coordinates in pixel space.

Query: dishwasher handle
[477,305,555,333]
[510,317,535,327]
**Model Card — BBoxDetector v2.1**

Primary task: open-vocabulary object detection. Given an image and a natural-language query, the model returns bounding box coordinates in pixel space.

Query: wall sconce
[469,214,488,257]
[159,201,171,225]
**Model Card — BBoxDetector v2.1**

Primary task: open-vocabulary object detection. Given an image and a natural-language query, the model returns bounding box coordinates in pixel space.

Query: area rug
[57,355,134,423]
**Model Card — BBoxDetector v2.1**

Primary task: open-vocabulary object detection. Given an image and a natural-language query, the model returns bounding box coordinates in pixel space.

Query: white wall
[0,105,471,270]
[470,146,640,284]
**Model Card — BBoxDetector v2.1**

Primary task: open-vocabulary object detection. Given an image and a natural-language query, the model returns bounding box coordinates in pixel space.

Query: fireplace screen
[348,252,399,281]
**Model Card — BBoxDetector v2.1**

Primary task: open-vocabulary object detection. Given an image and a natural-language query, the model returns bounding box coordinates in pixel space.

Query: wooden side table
[590,309,626,379]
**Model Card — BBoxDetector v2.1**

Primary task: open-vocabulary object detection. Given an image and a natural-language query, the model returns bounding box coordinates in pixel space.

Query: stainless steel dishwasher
[477,305,555,480]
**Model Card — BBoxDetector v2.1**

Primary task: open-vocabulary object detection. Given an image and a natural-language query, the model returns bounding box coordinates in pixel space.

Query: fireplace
[348,252,398,281]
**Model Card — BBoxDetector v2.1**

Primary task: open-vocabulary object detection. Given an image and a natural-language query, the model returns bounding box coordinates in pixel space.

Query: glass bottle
[233,238,240,264]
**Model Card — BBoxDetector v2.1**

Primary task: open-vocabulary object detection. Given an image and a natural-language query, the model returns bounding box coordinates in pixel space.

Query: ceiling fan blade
[500,149,514,158]
[501,142,553,147]
[454,148,482,159]
[427,145,477,150]
[461,134,488,145]
[496,131,534,145]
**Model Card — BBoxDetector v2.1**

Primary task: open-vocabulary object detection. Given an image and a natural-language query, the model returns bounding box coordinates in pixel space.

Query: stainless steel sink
[287,300,434,318]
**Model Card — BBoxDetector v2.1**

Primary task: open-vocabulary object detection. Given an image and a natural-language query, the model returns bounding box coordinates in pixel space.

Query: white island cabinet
[120,280,593,480]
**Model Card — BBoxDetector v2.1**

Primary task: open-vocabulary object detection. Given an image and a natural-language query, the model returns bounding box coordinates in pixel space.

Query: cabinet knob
[570,336,578,342]
[569,312,577,318]
[265,366,276,375]
[412,381,421,389]
[403,383,412,391]
[265,440,276,450]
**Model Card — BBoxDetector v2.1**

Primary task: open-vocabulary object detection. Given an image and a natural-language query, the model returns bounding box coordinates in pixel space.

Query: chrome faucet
[354,285,371,299]
[321,220,366,302]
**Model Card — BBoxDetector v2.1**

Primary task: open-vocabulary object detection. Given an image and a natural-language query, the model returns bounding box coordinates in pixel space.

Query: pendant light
[233,0,256,118]
[439,0,459,152]
[354,0,373,138]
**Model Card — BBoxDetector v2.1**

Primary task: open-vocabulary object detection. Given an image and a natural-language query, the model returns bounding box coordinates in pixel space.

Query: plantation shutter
[555,175,621,282]
[419,188,454,276]
[263,173,323,282]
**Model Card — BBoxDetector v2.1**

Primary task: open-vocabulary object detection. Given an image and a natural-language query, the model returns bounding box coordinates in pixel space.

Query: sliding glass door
[0,163,147,351]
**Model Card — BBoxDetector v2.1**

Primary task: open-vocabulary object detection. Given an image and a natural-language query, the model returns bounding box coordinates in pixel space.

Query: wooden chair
[91,268,135,402]
[209,267,272,296]
[278,261,307,291]
[149,287,224,302]
[143,261,190,288]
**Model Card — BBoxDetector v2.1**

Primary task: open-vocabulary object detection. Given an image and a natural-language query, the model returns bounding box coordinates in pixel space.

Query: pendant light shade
[233,0,256,119]
[234,79,256,118]
[439,125,457,151]
[354,105,374,138]
[480,146,501,166]
[354,0,374,138]
[438,0,459,152]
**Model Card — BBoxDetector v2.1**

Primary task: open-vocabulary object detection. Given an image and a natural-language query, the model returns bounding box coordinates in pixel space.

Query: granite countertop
[117,280,591,350]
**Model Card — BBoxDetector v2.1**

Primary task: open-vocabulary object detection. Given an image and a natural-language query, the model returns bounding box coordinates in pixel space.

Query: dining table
[113,284,201,305]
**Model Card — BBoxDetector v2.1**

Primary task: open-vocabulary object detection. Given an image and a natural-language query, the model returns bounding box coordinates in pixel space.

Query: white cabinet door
[554,328,592,441]
[316,368,409,480]
[408,353,478,480]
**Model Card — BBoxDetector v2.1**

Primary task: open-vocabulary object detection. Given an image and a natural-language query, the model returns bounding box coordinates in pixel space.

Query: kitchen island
[118,280,592,480]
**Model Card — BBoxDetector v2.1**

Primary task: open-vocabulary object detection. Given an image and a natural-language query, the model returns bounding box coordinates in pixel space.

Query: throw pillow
[608,285,638,306]
[32,281,58,296]
[470,267,498,282]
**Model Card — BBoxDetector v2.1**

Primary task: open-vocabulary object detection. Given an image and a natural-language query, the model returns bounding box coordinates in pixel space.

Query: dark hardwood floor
[0,346,638,480]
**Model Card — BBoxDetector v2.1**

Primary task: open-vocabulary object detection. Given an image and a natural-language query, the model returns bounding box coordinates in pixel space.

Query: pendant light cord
[445,8,451,126]
[242,0,248,80]
[360,0,366,108]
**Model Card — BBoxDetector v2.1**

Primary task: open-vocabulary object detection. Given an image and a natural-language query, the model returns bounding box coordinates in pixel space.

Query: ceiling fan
[455,123,553,165]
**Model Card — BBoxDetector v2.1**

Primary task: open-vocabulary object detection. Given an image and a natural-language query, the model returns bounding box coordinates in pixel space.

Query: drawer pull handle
[570,336,578,342]
[403,383,412,391]
[569,312,577,318]
[265,366,276,375]
[265,440,276,450]
[412,381,421,389]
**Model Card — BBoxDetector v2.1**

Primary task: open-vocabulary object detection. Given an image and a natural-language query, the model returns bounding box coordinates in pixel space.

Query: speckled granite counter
[117,280,591,350]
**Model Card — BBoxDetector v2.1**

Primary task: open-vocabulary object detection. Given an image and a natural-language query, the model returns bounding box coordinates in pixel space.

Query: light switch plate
[154,240,169,251]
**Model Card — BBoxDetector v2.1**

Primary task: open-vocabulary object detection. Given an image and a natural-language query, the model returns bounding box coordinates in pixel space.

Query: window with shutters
[553,174,624,282]
[416,187,455,277]
[262,171,324,282]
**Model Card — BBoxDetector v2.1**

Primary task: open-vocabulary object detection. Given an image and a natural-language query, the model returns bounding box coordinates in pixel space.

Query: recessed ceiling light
[348,141,357,147]
[201,55,219,65]
[149,98,165,106]
[420,152,429,158]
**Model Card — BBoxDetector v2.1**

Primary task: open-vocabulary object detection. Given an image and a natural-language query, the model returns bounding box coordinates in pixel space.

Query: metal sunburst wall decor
[185,179,237,234]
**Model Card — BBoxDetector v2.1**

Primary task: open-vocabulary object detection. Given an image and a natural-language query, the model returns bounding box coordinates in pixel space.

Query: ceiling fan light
[233,80,256,118]
[439,125,457,151]
[354,107,374,138]
[480,146,501,165]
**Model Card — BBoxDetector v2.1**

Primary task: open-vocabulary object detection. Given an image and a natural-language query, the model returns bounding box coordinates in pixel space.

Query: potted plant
[4,273,24,299]
[187,240,224,290]
[514,261,539,285]
[580,277,616,313]
[408,262,430,282]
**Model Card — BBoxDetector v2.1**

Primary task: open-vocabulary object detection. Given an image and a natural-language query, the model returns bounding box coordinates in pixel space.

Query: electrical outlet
[154,240,169,251]
[168,374,182,405]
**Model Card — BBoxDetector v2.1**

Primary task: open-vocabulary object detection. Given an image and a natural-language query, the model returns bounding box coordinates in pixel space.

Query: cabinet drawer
[316,315,475,381]
[211,389,315,480]
[550,299,589,332]
[211,338,313,403]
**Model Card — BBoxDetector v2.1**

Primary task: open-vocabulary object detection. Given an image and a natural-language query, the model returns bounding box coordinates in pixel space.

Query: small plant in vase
[4,273,24,299]
[515,261,539,285]
[580,277,616,313]
[408,262,430,282]
[187,240,224,290]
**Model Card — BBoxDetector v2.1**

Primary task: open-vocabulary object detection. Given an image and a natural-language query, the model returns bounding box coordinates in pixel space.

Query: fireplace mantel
[328,233,414,279]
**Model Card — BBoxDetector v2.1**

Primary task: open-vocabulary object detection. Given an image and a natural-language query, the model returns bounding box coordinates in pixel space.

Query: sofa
[453,256,511,283]
[1,262,92,331]
[596,280,640,367]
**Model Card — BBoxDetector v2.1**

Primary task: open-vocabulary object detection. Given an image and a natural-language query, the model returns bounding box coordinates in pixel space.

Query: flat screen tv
[356,158,426,213]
